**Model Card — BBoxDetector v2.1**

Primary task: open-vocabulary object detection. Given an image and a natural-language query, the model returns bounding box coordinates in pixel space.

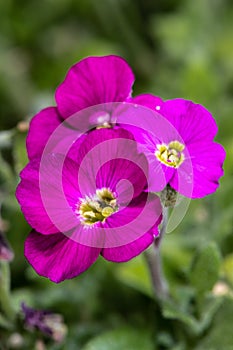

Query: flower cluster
[16,55,225,283]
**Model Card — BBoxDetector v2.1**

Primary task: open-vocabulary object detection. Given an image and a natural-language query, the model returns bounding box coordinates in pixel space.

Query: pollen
[155,140,185,168]
[76,188,118,226]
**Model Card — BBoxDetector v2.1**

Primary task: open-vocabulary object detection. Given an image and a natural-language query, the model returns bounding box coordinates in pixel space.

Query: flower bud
[160,184,178,208]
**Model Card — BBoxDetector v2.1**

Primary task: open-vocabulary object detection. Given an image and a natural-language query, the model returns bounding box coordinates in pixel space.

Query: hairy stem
[145,207,169,300]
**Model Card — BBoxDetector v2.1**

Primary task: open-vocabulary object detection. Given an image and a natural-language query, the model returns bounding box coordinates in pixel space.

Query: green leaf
[83,327,155,350]
[197,296,223,334]
[162,299,200,335]
[162,295,222,336]
[194,297,233,350]
[0,312,13,329]
[190,242,221,296]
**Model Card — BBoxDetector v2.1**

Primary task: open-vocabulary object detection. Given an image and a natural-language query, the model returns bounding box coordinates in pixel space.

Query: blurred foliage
[0,0,233,349]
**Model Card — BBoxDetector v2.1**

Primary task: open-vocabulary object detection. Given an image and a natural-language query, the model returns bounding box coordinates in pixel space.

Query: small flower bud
[160,184,178,208]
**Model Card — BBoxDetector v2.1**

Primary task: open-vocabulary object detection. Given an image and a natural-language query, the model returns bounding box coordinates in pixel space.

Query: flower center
[96,122,112,129]
[155,141,185,168]
[76,188,118,226]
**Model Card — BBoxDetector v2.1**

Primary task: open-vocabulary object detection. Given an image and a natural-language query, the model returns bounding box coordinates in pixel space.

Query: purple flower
[16,128,162,283]
[121,99,225,198]
[27,55,162,160]
[21,303,67,342]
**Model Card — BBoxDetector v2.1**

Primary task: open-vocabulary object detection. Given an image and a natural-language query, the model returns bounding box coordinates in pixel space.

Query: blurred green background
[0,0,233,349]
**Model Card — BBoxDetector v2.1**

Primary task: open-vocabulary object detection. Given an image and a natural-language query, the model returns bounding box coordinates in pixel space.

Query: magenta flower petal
[146,153,175,192]
[96,157,148,201]
[16,160,57,234]
[128,93,163,111]
[101,232,154,263]
[160,99,218,143]
[25,231,101,283]
[69,127,134,162]
[16,155,80,234]
[17,128,160,249]
[100,192,162,250]
[55,55,135,118]
[27,107,62,160]
[110,125,174,194]
[170,141,225,198]
[71,128,148,199]
[102,201,161,262]
[116,101,225,197]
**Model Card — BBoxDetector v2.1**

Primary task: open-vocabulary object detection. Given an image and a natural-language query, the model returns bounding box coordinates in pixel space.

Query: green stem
[145,207,169,300]
[0,262,15,321]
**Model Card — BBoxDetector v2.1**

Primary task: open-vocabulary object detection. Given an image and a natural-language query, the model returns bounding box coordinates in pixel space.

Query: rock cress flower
[16,129,162,282]
[27,55,162,160]
[118,99,225,198]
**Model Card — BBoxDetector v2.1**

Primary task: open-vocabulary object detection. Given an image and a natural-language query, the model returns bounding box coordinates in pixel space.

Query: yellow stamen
[155,141,185,168]
[76,188,118,226]
[96,122,112,129]
[102,206,114,217]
